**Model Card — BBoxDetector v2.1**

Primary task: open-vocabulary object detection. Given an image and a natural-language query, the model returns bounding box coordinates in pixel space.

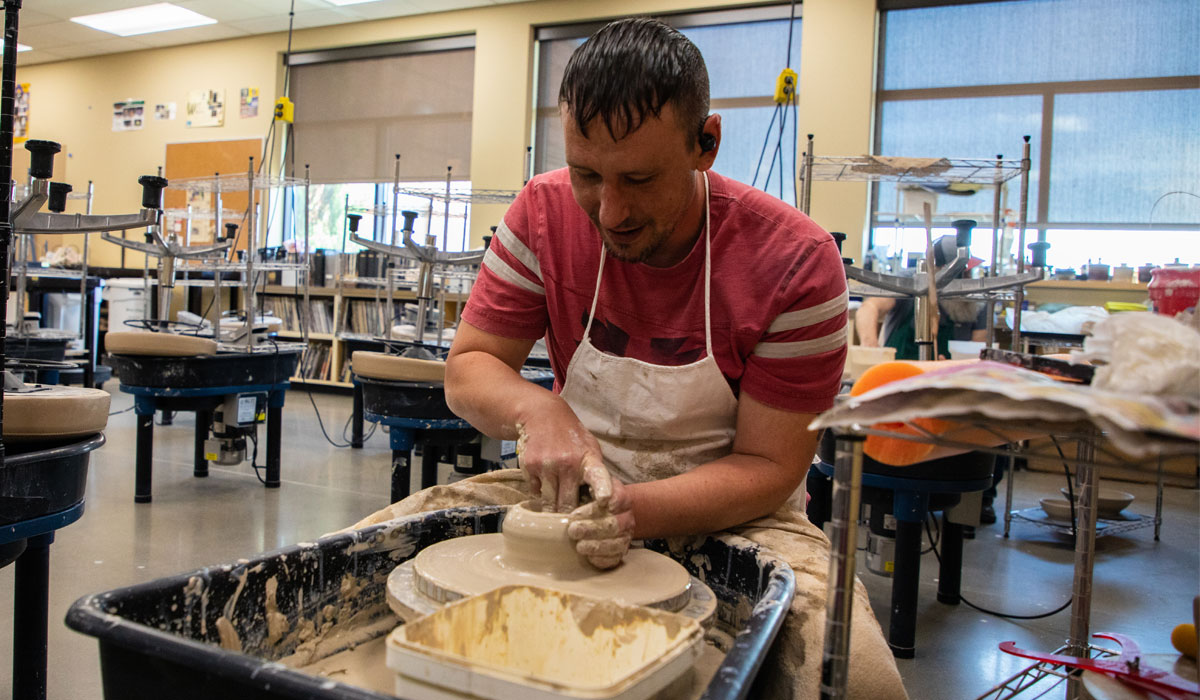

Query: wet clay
[296,635,394,693]
[411,501,691,610]
[391,585,701,691]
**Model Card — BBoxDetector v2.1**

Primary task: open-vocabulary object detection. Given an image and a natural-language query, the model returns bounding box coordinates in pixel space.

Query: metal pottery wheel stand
[819,420,1192,700]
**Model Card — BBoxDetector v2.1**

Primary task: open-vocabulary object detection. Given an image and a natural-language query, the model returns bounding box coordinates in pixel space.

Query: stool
[367,412,478,501]
[809,440,994,658]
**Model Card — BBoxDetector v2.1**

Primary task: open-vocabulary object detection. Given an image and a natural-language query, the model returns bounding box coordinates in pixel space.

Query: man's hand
[516,404,608,513]
[568,470,634,569]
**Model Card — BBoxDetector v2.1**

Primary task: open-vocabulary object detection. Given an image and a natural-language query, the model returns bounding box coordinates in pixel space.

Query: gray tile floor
[1,386,1196,699]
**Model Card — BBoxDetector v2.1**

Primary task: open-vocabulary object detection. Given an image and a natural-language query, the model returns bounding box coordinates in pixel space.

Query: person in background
[854,237,1003,524]
[854,234,988,360]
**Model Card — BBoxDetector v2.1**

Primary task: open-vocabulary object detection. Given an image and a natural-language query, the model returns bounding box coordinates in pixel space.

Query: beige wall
[16,0,877,267]
[798,0,876,263]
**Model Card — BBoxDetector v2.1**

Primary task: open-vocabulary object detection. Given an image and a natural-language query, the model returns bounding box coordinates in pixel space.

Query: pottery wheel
[3,385,110,440]
[105,331,217,357]
[414,533,692,607]
[388,501,717,625]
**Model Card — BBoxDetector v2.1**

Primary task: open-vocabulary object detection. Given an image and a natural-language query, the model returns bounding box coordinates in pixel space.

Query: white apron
[559,172,739,485]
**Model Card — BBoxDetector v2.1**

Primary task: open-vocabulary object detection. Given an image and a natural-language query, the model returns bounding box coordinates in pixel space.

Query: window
[532,6,803,204]
[875,0,1200,269]
[268,36,476,252]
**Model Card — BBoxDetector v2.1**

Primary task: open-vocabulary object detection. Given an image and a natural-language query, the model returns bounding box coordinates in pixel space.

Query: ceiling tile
[227,16,294,35]
[338,1,428,22]
[13,9,61,27]
[17,21,112,50]
[173,0,284,24]
[130,23,251,47]
[17,50,70,67]
[45,1,157,19]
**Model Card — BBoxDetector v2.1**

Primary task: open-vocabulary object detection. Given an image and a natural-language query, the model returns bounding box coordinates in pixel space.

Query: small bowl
[1039,497,1074,521]
[1059,487,1134,518]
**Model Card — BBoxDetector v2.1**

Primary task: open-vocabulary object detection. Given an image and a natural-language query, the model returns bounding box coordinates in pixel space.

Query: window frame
[529,4,804,186]
[872,1,1200,254]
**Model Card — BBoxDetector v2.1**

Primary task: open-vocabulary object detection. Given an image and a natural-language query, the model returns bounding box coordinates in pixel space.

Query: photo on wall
[112,99,145,132]
[186,88,224,128]
[14,82,29,142]
[240,87,259,118]
[154,102,177,120]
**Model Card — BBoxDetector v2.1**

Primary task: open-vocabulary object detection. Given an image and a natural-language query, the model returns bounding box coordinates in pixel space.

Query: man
[359,18,906,698]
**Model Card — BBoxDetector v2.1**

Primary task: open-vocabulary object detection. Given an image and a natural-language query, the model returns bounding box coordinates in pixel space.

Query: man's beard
[597,221,670,264]
[940,298,983,324]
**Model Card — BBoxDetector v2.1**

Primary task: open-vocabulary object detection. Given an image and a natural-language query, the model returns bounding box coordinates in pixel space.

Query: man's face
[562,103,709,267]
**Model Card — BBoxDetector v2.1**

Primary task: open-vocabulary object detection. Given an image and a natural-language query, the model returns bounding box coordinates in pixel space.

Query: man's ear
[697,113,721,170]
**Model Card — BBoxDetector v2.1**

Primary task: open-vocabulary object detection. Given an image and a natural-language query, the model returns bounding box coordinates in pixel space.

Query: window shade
[291,47,475,184]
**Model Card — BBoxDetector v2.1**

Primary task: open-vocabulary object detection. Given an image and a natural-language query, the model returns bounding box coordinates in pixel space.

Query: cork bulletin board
[163,138,262,249]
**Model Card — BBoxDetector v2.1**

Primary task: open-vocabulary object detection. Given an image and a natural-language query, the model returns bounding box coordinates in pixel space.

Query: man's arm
[625,392,818,538]
[446,320,611,513]
[444,320,540,439]
[854,296,895,347]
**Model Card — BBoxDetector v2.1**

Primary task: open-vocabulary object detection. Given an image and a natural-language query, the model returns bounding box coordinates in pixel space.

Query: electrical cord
[921,513,940,554]
[921,451,1078,620]
[247,428,268,485]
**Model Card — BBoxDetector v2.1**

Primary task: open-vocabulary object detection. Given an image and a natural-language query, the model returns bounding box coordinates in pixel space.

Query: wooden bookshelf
[260,284,461,388]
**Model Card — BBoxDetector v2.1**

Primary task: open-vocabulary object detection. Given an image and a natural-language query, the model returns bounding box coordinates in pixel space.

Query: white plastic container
[946,340,986,360]
[104,278,153,331]
[845,345,897,380]
[387,585,703,700]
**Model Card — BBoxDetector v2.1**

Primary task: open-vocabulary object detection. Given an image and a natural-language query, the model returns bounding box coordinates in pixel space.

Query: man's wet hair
[559,17,710,142]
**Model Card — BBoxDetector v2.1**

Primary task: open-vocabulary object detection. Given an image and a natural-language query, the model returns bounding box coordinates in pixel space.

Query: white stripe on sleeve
[752,325,847,359]
[766,289,848,334]
[482,247,546,296]
[493,221,543,282]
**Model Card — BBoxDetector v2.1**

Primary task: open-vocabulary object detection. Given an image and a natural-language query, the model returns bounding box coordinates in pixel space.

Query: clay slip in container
[388,584,703,700]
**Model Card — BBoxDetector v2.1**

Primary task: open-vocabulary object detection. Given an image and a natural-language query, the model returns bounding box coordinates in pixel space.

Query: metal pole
[0,0,21,461]
[303,165,311,342]
[1003,451,1016,538]
[820,432,864,700]
[245,158,256,352]
[1067,434,1099,699]
[385,155,400,342]
[78,181,94,341]
[442,166,452,253]
[213,172,222,258]
[985,155,1002,350]
[801,133,815,215]
[1011,136,1032,351]
[1154,454,1164,541]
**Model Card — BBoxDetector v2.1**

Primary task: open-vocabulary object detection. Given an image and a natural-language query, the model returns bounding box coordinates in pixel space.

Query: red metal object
[1148,267,1200,317]
[1000,633,1199,699]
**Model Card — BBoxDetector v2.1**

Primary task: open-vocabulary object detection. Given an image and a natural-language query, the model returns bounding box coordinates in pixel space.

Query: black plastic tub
[67,506,794,700]
[359,377,456,420]
[1,433,105,526]
[107,350,300,389]
[4,334,70,362]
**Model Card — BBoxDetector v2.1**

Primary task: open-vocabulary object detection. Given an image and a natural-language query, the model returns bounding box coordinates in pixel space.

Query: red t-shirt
[463,169,848,414]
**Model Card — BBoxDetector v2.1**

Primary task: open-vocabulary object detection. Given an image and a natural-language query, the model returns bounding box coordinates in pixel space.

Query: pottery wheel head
[409,502,693,611]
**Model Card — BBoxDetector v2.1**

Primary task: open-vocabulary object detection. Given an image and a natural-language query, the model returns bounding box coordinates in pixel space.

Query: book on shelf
[295,341,332,380]
[262,295,334,335]
[343,299,386,336]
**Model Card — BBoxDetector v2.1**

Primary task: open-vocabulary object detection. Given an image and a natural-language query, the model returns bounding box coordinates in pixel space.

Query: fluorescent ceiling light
[324,0,386,5]
[70,3,217,37]
[0,41,32,52]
